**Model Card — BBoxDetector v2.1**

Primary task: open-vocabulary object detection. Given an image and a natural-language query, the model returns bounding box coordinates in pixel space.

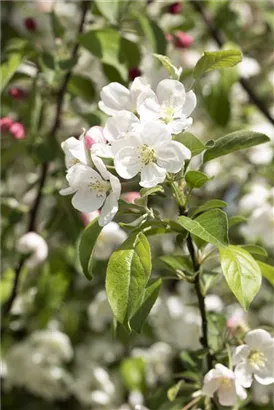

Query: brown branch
[190,0,274,126]
[2,1,90,327]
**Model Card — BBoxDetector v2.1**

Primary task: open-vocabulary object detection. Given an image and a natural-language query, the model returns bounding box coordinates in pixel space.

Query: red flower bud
[173,32,193,49]
[9,87,26,100]
[10,122,25,140]
[128,67,142,82]
[24,17,37,32]
[0,117,13,132]
[168,2,182,15]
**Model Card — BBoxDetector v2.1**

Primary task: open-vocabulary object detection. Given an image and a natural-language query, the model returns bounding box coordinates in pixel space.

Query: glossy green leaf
[194,49,242,79]
[106,232,151,330]
[204,131,270,162]
[192,199,227,217]
[178,209,229,248]
[131,278,162,333]
[68,74,95,101]
[185,170,212,188]
[95,0,120,24]
[219,245,262,310]
[160,255,193,275]
[256,261,274,286]
[175,132,205,156]
[137,13,166,54]
[239,245,268,258]
[1,53,25,91]
[168,381,184,402]
[229,215,247,227]
[153,53,181,79]
[77,217,103,280]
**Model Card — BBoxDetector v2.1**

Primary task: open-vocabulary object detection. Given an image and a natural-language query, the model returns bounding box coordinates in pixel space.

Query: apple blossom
[233,329,274,387]
[85,126,112,158]
[60,157,121,226]
[202,364,247,406]
[16,232,48,268]
[114,121,190,188]
[137,79,196,134]
[61,136,87,169]
[98,77,150,116]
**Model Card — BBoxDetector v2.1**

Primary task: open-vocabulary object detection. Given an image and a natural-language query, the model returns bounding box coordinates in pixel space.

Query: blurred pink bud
[24,17,37,31]
[168,2,182,14]
[9,87,26,100]
[10,122,25,140]
[165,33,173,42]
[123,192,141,203]
[84,135,95,150]
[128,67,142,82]
[81,211,100,225]
[0,117,13,132]
[173,32,193,49]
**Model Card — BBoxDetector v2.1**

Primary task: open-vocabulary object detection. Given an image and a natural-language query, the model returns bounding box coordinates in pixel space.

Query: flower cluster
[60,76,195,225]
[203,329,274,406]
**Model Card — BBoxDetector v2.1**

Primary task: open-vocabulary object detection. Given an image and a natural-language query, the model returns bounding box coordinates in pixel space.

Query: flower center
[248,350,266,368]
[139,144,157,165]
[219,377,233,389]
[161,105,175,123]
[88,178,110,198]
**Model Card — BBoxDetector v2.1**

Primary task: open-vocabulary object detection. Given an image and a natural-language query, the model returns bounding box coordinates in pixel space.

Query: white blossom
[137,79,196,134]
[240,204,274,248]
[99,77,150,116]
[114,121,190,188]
[61,135,88,169]
[203,364,247,406]
[233,329,274,387]
[16,232,48,268]
[85,125,113,158]
[88,290,113,332]
[60,156,121,226]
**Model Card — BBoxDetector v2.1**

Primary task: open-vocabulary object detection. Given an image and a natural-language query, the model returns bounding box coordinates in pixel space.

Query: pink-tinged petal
[72,189,105,214]
[245,329,272,349]
[99,192,119,226]
[218,384,237,406]
[157,140,190,173]
[99,83,131,115]
[141,121,171,147]
[156,79,185,108]
[183,90,197,117]
[235,363,253,388]
[233,345,250,365]
[140,163,166,188]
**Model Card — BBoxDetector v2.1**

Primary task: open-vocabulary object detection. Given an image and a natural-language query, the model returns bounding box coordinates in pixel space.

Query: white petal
[91,155,110,181]
[156,79,186,109]
[130,76,151,106]
[99,193,119,226]
[157,141,191,173]
[235,363,253,388]
[183,90,197,117]
[235,382,247,400]
[202,369,220,397]
[138,93,161,122]
[61,137,86,166]
[67,164,101,189]
[59,186,76,196]
[86,126,105,144]
[71,189,105,213]
[215,364,234,378]
[140,121,171,147]
[166,117,193,134]
[140,163,166,188]
[109,173,121,199]
[254,373,274,385]
[218,385,237,406]
[91,143,113,158]
[245,329,272,349]
[114,145,141,179]
[104,111,140,142]
[233,345,250,365]
[99,83,131,115]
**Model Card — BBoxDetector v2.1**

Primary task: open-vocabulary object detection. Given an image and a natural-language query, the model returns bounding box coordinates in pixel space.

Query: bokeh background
[1,1,274,409]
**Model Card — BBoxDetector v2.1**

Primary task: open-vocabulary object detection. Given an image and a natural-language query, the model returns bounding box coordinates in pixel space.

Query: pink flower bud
[168,2,182,15]
[0,117,13,132]
[123,192,141,203]
[173,32,193,49]
[10,122,25,140]
[81,211,100,225]
[128,67,142,82]
[24,17,37,32]
[9,87,26,100]
[84,135,95,150]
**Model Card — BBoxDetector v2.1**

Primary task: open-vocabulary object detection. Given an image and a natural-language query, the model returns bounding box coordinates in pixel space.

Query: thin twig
[2,1,90,326]
[190,0,274,126]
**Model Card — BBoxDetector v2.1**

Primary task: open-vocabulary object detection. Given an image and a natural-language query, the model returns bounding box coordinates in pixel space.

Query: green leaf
[256,261,274,287]
[175,132,205,157]
[140,185,164,197]
[160,255,193,275]
[194,49,242,79]
[153,53,181,79]
[120,357,145,391]
[95,0,120,24]
[229,215,247,227]
[203,130,270,162]
[68,74,95,101]
[137,13,166,54]
[50,11,65,38]
[168,381,184,402]
[192,199,227,217]
[106,232,151,330]
[185,170,212,188]
[1,53,25,92]
[131,278,162,332]
[77,218,103,280]
[219,245,262,310]
[178,209,229,248]
[203,82,231,127]
[239,245,268,258]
